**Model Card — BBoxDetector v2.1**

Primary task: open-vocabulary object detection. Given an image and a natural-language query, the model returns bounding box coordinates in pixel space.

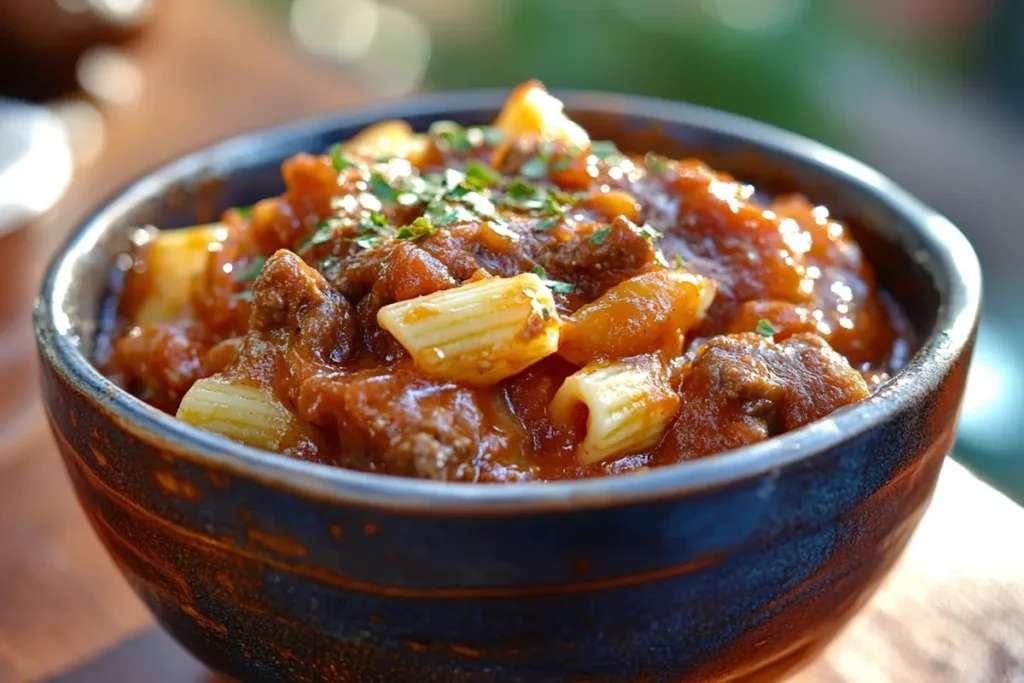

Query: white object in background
[0,98,74,236]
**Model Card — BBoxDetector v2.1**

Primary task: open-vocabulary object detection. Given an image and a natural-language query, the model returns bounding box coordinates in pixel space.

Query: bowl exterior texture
[40,350,969,683]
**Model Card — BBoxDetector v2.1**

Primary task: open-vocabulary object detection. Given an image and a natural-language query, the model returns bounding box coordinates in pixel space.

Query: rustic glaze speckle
[35,92,980,682]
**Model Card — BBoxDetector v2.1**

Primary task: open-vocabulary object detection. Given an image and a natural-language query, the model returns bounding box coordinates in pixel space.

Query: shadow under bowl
[34,90,981,683]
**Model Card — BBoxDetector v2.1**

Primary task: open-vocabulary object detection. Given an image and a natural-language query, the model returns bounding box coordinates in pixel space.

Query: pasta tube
[131,224,227,325]
[377,273,561,386]
[177,376,313,453]
[550,358,679,465]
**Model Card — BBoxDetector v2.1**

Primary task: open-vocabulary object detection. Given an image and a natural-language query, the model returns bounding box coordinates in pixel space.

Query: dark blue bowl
[34,91,981,683]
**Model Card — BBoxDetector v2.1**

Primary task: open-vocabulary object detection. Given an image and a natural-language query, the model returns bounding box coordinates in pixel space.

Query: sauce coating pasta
[100,81,906,482]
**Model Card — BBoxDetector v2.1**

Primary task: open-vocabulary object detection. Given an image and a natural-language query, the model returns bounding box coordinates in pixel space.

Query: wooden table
[2,2,1023,682]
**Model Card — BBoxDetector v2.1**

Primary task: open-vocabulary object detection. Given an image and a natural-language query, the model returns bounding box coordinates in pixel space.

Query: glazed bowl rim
[35,88,982,513]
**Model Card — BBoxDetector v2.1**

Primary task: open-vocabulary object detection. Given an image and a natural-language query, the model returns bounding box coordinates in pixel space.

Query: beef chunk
[296,364,537,482]
[657,332,870,462]
[244,249,358,389]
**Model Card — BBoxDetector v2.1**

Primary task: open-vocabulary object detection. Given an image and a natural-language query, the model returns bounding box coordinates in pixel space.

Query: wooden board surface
[1,2,1022,681]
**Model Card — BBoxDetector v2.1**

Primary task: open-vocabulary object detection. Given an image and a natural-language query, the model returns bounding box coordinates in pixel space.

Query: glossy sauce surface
[101,113,909,482]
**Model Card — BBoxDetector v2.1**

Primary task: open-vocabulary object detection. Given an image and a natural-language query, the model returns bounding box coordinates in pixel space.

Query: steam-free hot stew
[100,81,909,482]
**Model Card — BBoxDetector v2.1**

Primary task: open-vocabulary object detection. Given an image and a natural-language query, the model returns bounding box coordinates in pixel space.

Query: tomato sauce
[100,110,908,482]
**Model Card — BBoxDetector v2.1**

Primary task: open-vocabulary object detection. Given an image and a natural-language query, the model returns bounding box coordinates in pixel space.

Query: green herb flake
[550,155,574,173]
[506,180,534,198]
[519,156,548,179]
[540,307,550,321]
[754,319,778,338]
[368,173,395,202]
[330,144,354,172]
[397,216,435,241]
[320,256,340,270]
[236,256,266,282]
[353,234,380,249]
[300,219,341,250]
[446,183,472,200]
[529,265,574,294]
[590,140,620,160]
[590,226,613,245]
[465,160,500,188]
[232,204,254,219]
[231,289,254,302]
[535,216,560,231]
[638,223,664,240]
[674,255,686,270]
[462,191,498,217]
[443,168,467,191]
[430,121,474,155]
[644,151,672,174]
[482,126,505,146]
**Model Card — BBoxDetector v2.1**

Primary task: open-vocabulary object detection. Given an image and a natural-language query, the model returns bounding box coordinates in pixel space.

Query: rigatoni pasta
[130,224,227,325]
[376,273,561,386]
[549,357,680,466]
[176,376,318,453]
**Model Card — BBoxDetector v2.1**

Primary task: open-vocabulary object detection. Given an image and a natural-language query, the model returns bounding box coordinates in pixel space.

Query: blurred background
[0,0,1021,499]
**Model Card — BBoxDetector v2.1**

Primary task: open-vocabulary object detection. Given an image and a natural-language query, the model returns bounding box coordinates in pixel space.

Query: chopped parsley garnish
[754,319,778,338]
[519,156,548,179]
[482,126,505,146]
[368,173,395,202]
[674,255,686,269]
[590,226,612,245]
[549,155,574,173]
[429,121,474,155]
[235,256,266,282]
[501,180,577,218]
[644,151,672,174]
[465,160,500,188]
[425,200,475,226]
[232,204,254,219]
[330,144,354,171]
[320,256,340,270]
[462,191,498,217]
[300,218,343,250]
[350,212,392,249]
[589,140,620,160]
[353,233,382,249]
[540,307,551,321]
[231,289,254,302]
[638,223,664,240]
[397,216,435,241]
[442,168,466,192]
[530,265,574,294]
[504,180,546,208]
[535,216,560,231]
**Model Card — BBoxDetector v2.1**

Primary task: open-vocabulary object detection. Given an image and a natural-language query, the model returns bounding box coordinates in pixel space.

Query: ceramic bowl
[34,91,981,683]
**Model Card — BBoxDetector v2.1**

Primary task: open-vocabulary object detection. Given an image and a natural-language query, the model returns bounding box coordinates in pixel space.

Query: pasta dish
[99,81,907,482]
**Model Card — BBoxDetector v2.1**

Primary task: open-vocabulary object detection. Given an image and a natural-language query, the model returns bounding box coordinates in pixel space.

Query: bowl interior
[38,90,981,508]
